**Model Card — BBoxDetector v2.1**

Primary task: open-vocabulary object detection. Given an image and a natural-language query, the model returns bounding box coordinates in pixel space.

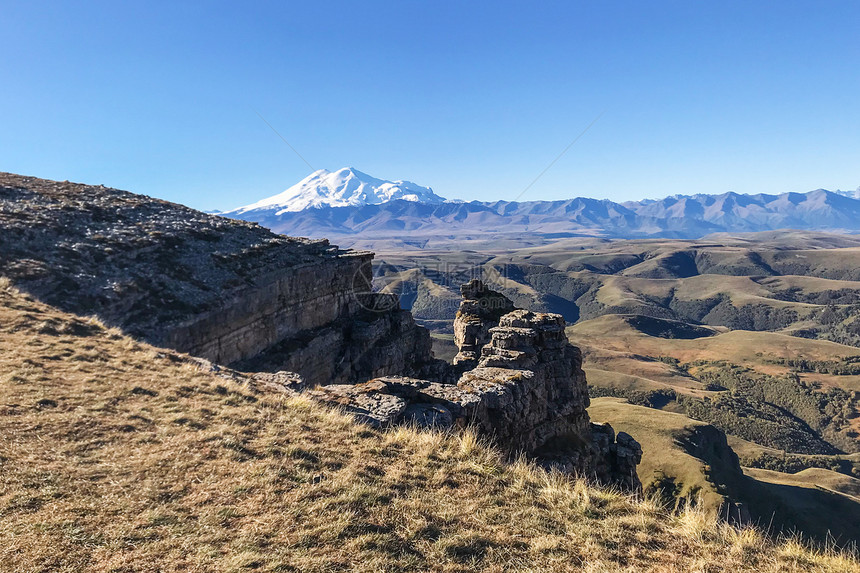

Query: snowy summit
[228,167,445,215]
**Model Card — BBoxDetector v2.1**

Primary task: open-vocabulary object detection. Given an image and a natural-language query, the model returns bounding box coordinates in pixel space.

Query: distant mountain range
[222,168,860,239]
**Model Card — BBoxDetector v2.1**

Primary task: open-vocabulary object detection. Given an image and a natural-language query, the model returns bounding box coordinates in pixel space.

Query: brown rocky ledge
[0,172,439,386]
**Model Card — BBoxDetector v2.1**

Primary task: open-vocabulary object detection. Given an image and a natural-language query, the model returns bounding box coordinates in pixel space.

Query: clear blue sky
[2,1,858,210]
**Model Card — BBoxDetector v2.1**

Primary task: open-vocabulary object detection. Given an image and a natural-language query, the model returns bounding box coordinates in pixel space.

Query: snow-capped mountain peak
[228,167,445,215]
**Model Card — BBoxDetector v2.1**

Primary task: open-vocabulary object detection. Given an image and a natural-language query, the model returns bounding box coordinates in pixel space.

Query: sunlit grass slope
[0,278,857,572]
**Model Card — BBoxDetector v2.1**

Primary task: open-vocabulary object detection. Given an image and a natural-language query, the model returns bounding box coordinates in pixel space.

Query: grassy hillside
[727,436,860,482]
[590,399,860,546]
[744,467,860,503]
[588,398,744,514]
[2,282,858,571]
[568,314,860,376]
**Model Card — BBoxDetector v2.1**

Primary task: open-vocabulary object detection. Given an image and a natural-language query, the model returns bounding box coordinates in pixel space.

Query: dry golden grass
[568,314,860,392]
[1,280,857,572]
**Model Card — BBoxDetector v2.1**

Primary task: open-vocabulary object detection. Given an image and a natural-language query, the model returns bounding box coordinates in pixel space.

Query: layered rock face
[452,279,515,368]
[234,291,440,387]
[311,286,642,490]
[0,173,437,385]
[164,253,373,364]
[470,310,591,455]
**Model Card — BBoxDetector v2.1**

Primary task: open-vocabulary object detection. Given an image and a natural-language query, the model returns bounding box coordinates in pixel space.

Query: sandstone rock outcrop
[452,279,515,368]
[0,173,439,386]
[233,291,442,386]
[470,309,591,455]
[310,301,642,490]
[589,423,645,493]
